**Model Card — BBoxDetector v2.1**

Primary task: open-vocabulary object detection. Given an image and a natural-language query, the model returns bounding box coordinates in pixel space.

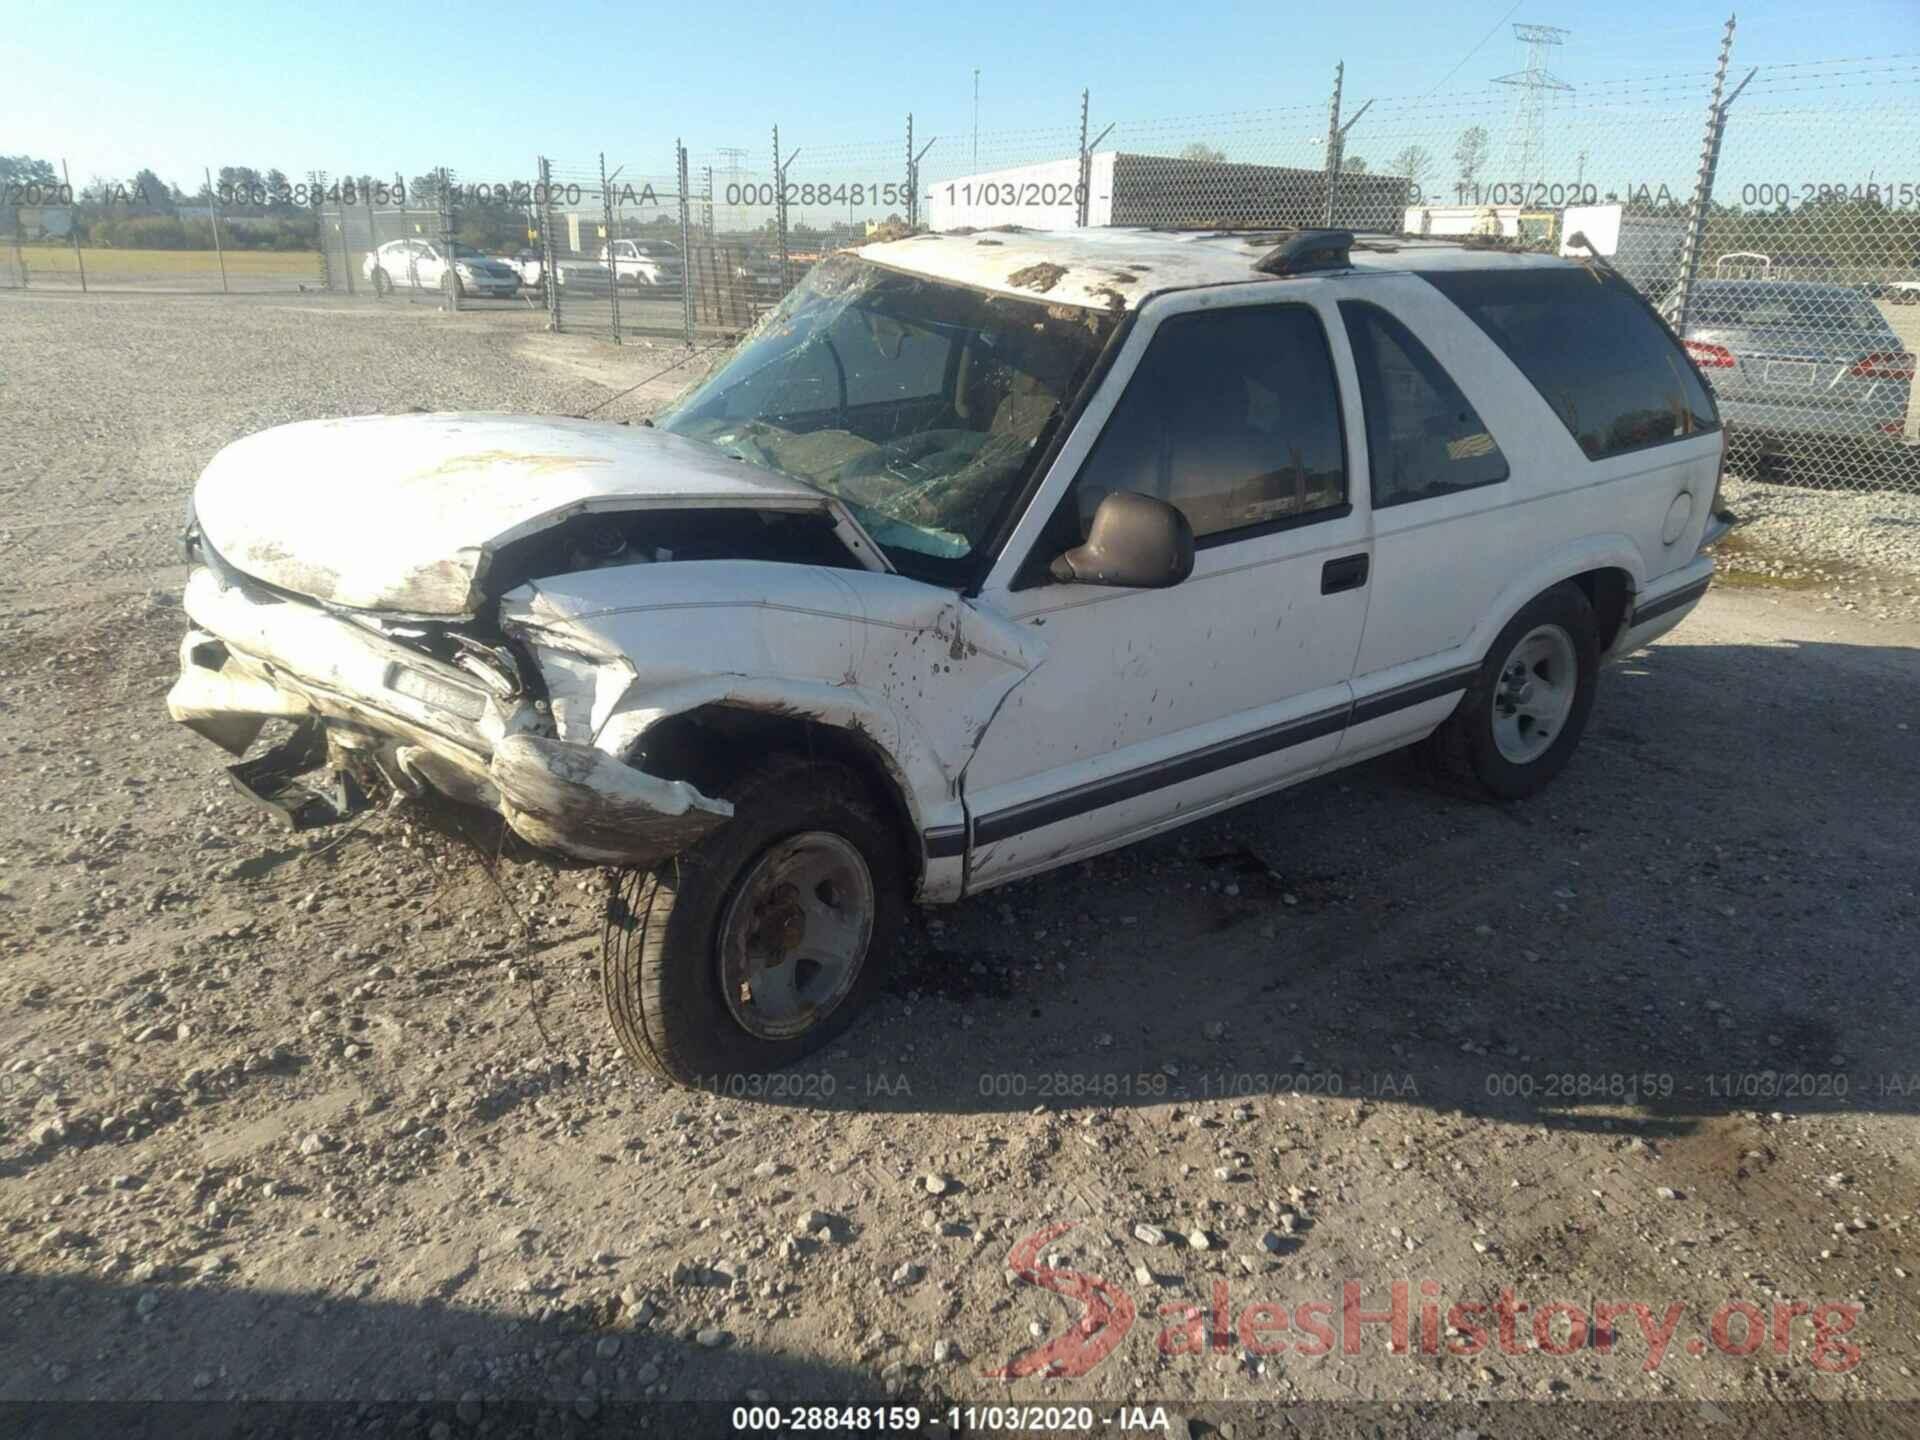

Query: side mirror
[1049,491,1195,589]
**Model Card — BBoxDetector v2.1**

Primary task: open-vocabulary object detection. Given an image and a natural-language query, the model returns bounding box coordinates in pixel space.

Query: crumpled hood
[192,413,837,616]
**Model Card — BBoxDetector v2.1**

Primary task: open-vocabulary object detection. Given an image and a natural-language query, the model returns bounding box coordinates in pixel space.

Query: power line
[1426,0,1527,96]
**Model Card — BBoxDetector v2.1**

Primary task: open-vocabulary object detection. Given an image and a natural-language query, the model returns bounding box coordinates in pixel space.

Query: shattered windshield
[657,254,1116,577]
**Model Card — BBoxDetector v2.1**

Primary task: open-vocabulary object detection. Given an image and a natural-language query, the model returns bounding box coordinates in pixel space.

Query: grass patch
[17,247,320,280]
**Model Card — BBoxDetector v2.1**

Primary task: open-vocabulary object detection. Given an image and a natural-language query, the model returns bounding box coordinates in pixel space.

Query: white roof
[853,226,1577,312]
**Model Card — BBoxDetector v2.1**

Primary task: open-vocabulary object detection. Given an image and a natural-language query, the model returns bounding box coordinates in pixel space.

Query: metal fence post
[312,172,333,292]
[364,181,377,299]
[538,157,561,332]
[441,170,459,312]
[62,160,87,292]
[677,140,694,345]
[600,152,619,341]
[773,126,789,291]
[1323,63,1344,227]
[204,166,229,294]
[1673,16,1749,333]
[1077,91,1091,228]
[338,190,354,295]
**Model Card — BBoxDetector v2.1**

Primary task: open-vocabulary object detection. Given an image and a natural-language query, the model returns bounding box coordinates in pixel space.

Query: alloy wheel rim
[718,832,874,1041]
[1492,624,1577,764]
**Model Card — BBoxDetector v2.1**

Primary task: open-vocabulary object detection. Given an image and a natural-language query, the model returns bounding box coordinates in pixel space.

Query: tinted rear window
[1423,269,1719,461]
[1692,286,1885,332]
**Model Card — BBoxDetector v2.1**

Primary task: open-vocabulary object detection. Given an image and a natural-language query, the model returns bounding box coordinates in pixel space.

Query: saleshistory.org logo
[988,1225,1864,1379]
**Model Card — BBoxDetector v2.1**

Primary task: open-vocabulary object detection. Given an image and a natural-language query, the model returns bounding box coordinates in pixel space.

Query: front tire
[1422,582,1598,801]
[371,267,392,296]
[603,757,904,1085]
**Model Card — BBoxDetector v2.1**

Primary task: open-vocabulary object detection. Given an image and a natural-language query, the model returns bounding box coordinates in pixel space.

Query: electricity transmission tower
[1494,24,1572,184]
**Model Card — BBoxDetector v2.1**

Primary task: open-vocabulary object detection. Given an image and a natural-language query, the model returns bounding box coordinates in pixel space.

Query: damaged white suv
[172,226,1730,1083]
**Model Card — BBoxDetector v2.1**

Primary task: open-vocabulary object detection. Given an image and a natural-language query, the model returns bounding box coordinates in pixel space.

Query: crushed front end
[169,541,732,866]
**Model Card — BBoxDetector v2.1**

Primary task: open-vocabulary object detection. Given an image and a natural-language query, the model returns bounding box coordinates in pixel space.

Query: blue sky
[4,0,1915,196]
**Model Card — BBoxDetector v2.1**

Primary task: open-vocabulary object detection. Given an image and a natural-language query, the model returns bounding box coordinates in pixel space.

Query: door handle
[1321,553,1370,595]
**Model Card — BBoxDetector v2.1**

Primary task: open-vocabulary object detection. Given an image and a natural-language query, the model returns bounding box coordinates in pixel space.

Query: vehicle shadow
[0,1270,1900,1440]
[731,633,1919,1136]
[0,1269,943,1436]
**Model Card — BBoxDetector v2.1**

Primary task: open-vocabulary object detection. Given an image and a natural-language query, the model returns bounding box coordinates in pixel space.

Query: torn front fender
[489,733,734,867]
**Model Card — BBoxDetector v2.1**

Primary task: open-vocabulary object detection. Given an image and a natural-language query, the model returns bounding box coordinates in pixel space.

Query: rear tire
[603,756,904,1086]
[1421,582,1598,801]
[371,267,392,297]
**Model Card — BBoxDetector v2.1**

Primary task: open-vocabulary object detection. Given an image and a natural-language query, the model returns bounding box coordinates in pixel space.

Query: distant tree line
[3,154,328,249]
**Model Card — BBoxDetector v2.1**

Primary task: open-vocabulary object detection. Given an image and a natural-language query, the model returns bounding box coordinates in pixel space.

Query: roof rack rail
[1251,229,1353,277]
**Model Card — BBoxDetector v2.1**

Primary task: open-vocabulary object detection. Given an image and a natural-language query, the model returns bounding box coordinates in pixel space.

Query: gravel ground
[2,290,1918,1437]
[1716,472,1920,617]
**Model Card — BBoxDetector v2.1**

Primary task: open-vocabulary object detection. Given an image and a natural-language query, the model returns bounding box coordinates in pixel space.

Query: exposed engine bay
[187,502,867,714]
[482,505,862,595]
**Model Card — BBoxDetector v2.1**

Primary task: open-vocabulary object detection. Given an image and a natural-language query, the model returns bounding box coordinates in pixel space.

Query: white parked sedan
[599,238,683,288]
[362,239,521,299]
[174,226,1730,1084]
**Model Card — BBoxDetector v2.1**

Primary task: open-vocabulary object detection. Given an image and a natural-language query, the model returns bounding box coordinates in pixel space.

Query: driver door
[961,291,1373,889]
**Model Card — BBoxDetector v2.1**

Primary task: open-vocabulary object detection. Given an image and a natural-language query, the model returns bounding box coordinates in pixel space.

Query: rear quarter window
[1423,268,1720,461]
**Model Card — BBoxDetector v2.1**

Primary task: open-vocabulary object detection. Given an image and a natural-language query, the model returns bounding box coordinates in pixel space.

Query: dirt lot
[1,290,1917,1436]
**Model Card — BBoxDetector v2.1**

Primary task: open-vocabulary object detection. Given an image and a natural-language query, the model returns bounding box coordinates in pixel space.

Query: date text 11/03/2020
[1447,178,1915,207]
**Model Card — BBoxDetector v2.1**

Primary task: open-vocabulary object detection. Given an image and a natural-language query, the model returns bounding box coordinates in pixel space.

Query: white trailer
[1402,202,1685,296]
[929,153,1411,234]
[1558,204,1686,296]
[927,156,1104,232]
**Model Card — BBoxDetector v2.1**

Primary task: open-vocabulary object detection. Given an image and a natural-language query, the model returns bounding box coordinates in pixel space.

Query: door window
[1339,300,1510,507]
[1068,304,1348,544]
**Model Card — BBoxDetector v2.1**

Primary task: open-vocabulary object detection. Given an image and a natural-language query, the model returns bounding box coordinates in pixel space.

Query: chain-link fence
[0,168,330,293]
[15,18,1919,503]
[1683,55,1920,488]
[0,232,25,289]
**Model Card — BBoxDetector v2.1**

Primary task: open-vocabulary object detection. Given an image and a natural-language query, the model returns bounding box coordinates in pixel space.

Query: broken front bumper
[167,566,731,866]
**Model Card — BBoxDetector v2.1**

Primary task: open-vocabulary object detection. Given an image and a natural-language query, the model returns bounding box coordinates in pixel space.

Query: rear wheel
[371,267,392,297]
[1422,582,1598,801]
[603,756,904,1085]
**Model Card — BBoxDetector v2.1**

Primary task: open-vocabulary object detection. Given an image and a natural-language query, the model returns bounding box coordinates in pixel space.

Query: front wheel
[1421,582,1598,801]
[371,267,392,296]
[603,756,904,1085]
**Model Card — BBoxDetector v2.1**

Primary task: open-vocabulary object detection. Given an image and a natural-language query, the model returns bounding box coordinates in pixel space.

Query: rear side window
[1339,301,1509,508]
[1423,269,1719,460]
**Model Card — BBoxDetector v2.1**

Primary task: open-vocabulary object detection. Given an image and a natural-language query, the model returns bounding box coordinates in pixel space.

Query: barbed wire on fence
[8,19,1916,497]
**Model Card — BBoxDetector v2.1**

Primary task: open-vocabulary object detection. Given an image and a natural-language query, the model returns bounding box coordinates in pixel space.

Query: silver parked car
[1662,280,1914,477]
[364,240,521,299]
